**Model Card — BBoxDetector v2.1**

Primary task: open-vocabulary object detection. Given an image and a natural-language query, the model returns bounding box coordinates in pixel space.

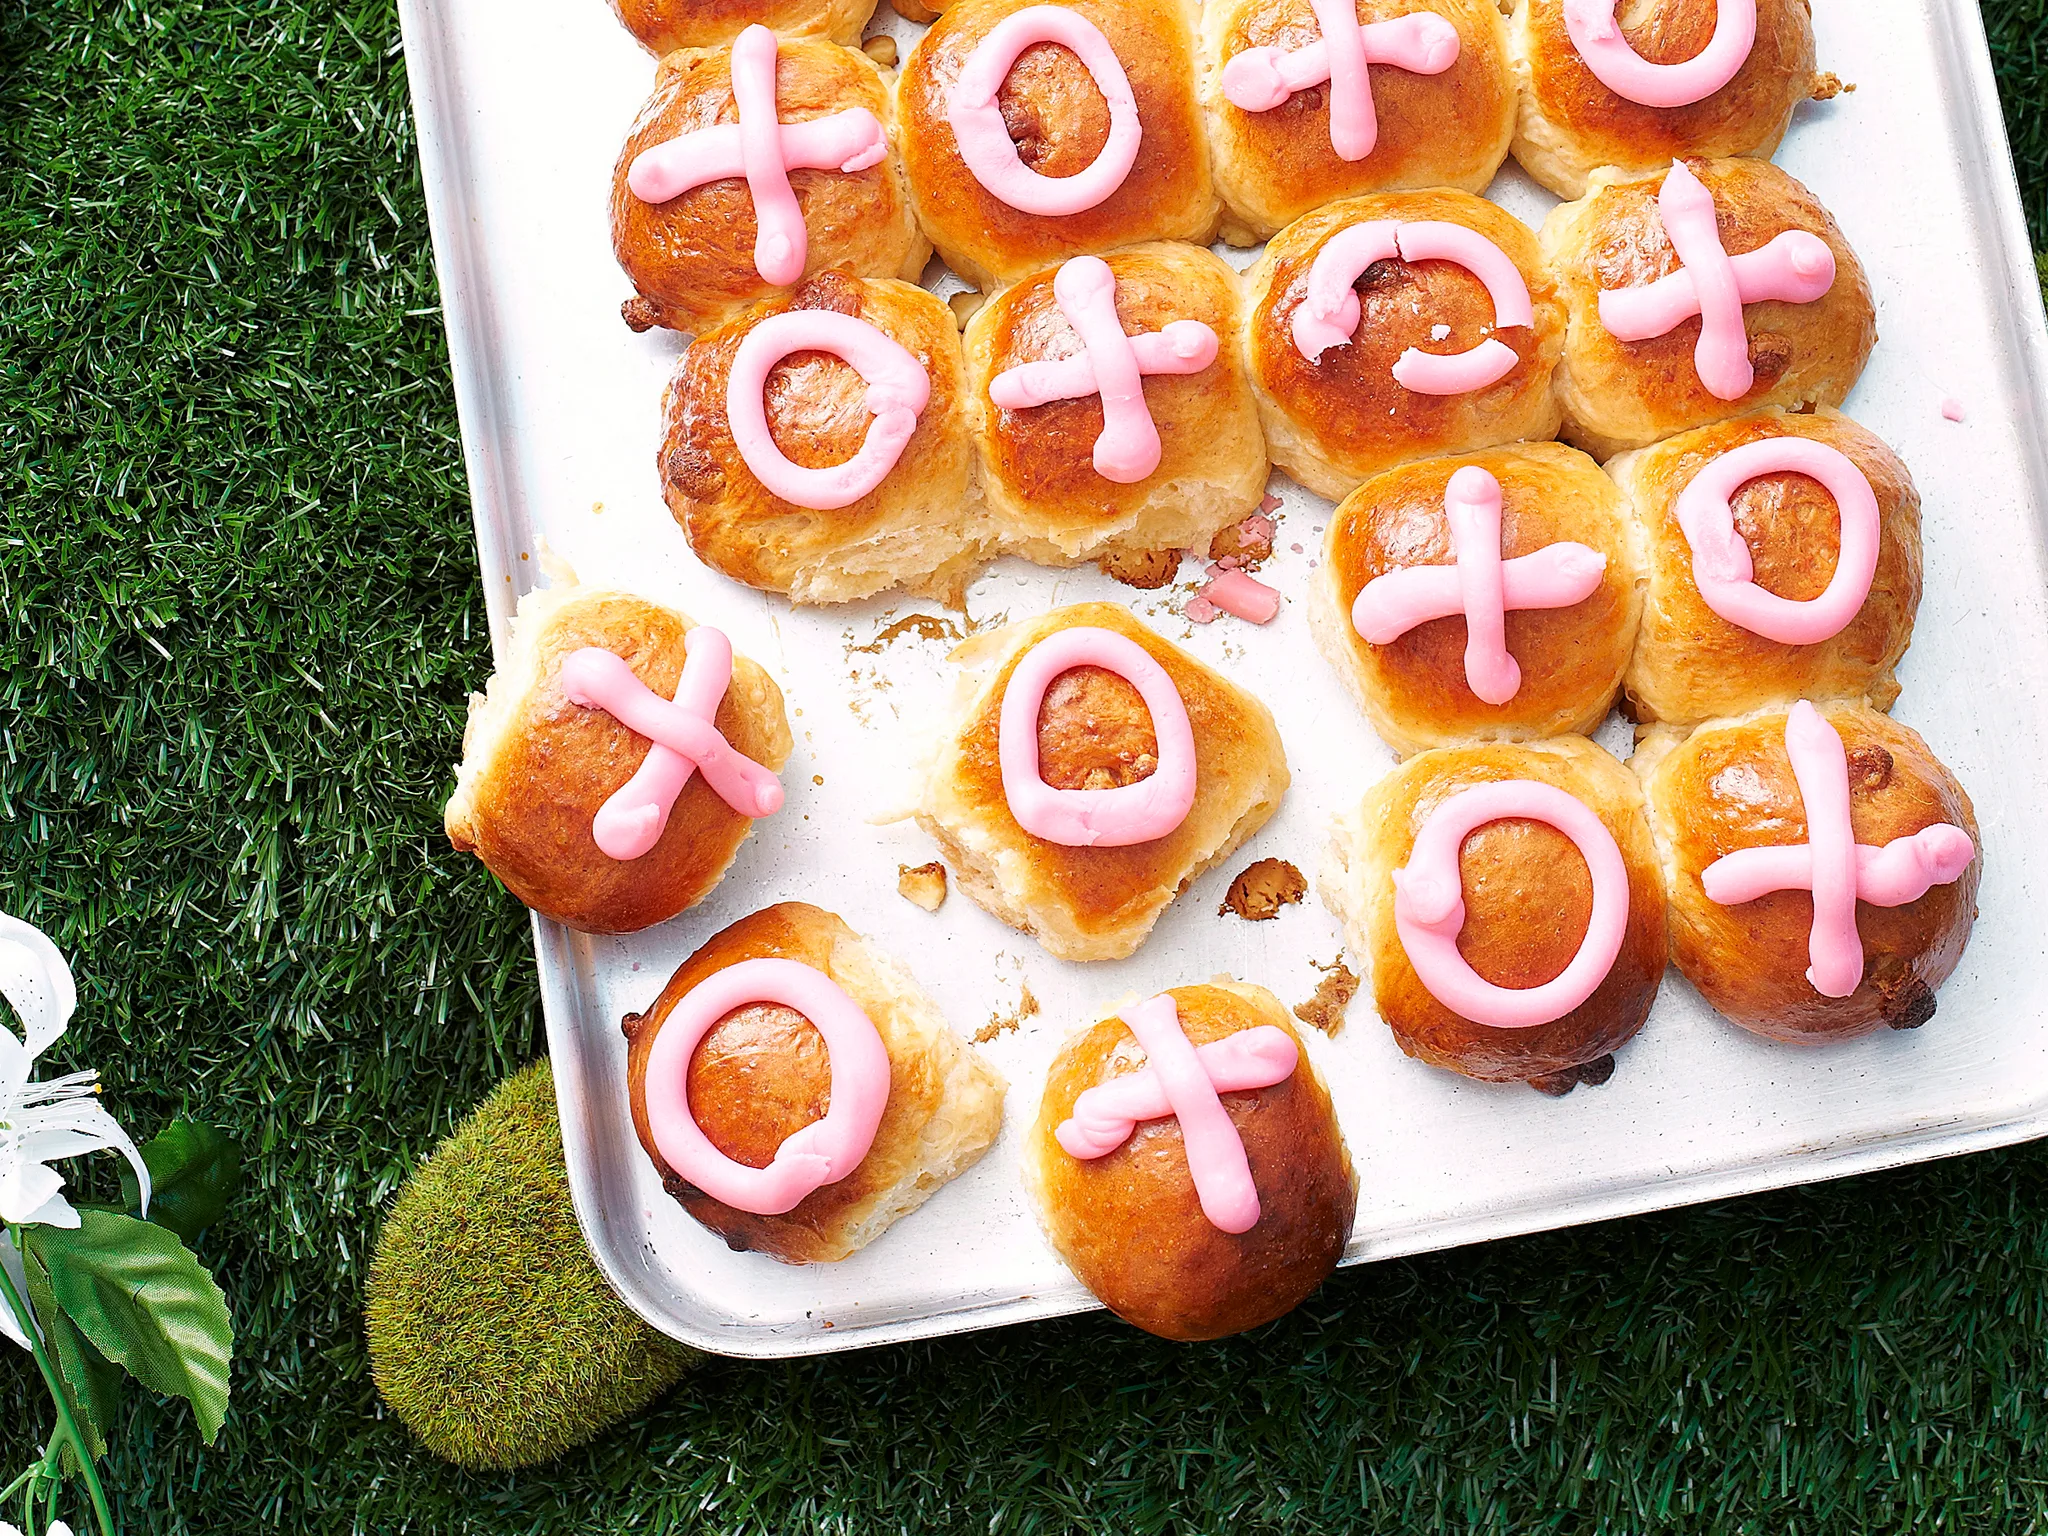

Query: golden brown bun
[964,243,1268,565]
[916,602,1290,961]
[1023,981,1355,1340]
[896,0,1222,289]
[609,0,877,54]
[1322,736,1668,1085]
[1541,157,1876,459]
[660,272,991,604]
[1202,0,1516,242]
[1312,443,1645,755]
[1508,0,1822,199]
[1633,704,1981,1043]
[612,40,929,336]
[1243,190,1564,501]
[444,582,793,934]
[625,902,1007,1263]
[1614,408,1922,727]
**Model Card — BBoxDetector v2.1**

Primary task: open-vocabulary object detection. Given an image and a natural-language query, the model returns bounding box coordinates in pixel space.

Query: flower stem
[0,1230,117,1536]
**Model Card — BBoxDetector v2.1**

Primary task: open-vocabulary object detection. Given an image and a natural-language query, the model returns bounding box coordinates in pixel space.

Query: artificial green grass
[0,0,2044,1530]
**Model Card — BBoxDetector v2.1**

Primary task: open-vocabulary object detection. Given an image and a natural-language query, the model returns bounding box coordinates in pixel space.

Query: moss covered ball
[366,1058,692,1468]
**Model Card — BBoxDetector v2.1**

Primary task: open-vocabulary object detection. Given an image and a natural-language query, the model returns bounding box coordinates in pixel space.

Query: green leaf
[26,1211,233,1445]
[23,1244,120,1465]
[121,1119,244,1245]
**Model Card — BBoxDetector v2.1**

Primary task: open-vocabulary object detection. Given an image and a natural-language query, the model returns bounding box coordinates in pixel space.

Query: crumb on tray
[973,982,1038,1044]
[898,861,948,912]
[1294,957,1360,1035]
[1219,858,1306,921]
[1097,546,1183,589]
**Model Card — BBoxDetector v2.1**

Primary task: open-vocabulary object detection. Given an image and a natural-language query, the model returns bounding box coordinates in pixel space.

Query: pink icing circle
[1562,0,1757,109]
[642,957,892,1216]
[997,625,1198,847]
[945,6,1142,216]
[725,310,931,510]
[1392,779,1631,1028]
[1674,437,1882,646]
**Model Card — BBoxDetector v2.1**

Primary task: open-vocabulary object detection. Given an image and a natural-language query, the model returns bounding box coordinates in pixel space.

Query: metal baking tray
[398,0,2048,1356]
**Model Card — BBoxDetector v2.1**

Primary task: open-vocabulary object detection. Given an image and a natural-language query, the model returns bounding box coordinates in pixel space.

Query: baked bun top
[1510,0,1821,197]
[1025,981,1356,1340]
[1321,441,1643,754]
[897,0,1219,287]
[1204,0,1515,237]
[1616,407,1922,726]
[1636,703,1981,1042]
[661,271,979,600]
[444,583,792,935]
[1246,189,1563,483]
[612,38,920,334]
[609,0,876,54]
[1543,156,1875,457]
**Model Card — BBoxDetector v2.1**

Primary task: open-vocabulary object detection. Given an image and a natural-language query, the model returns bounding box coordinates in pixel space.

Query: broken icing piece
[1941,397,1966,423]
[947,6,1141,215]
[1393,779,1631,1028]
[987,256,1219,483]
[1563,0,1756,108]
[1220,0,1459,161]
[559,629,786,861]
[627,25,887,286]
[1351,465,1606,704]
[1055,992,1297,1233]
[1201,565,1282,624]
[1699,702,1975,998]
[1596,161,1836,401]
[1293,220,1533,394]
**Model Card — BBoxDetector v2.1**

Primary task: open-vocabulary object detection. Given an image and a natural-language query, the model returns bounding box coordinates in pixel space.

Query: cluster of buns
[433,0,1985,1341]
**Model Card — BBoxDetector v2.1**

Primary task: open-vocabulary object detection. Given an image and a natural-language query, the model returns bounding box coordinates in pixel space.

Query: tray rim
[396,0,2048,1358]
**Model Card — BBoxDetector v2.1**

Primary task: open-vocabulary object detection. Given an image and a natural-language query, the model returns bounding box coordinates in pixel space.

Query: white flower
[0,912,152,1346]
[0,1523,73,1536]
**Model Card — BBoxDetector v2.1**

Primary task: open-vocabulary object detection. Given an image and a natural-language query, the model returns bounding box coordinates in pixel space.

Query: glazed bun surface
[1244,189,1564,501]
[965,243,1267,566]
[1024,981,1356,1340]
[612,39,928,335]
[444,582,792,935]
[1322,736,1667,1087]
[1614,407,1922,726]
[609,0,877,54]
[625,903,1006,1263]
[1313,441,1645,755]
[1508,0,1822,198]
[1634,704,1981,1044]
[661,272,990,604]
[1542,157,1875,459]
[896,0,1221,288]
[1201,0,1516,241]
[916,603,1289,962]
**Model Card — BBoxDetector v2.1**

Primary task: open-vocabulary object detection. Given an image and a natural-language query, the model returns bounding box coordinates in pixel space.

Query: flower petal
[18,1190,79,1229]
[0,912,76,1059]
[0,1159,64,1226]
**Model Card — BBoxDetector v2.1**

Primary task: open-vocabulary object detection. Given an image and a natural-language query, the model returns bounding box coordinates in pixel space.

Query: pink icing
[559,630,785,861]
[1392,779,1631,1028]
[642,957,890,1215]
[1597,162,1836,402]
[627,25,887,288]
[1674,436,1880,645]
[1699,702,1975,999]
[1293,220,1533,394]
[946,6,1141,216]
[1563,0,1756,108]
[1200,565,1282,624]
[1055,993,1296,1234]
[1352,465,1607,705]
[1184,595,1220,625]
[987,256,1218,483]
[1942,397,1966,423]
[997,625,1197,847]
[1220,2,1459,161]
[726,310,931,509]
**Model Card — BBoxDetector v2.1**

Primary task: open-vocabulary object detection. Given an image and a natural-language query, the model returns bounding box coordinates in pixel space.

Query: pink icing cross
[987,256,1219,484]
[1055,992,1298,1234]
[1351,465,1607,705]
[1597,161,1837,402]
[1700,702,1976,999]
[627,24,887,288]
[1220,0,1459,160]
[1563,0,1756,109]
[559,627,785,862]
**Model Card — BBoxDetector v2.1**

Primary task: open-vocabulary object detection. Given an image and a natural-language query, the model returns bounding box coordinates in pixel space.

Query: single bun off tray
[399,0,2048,1355]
